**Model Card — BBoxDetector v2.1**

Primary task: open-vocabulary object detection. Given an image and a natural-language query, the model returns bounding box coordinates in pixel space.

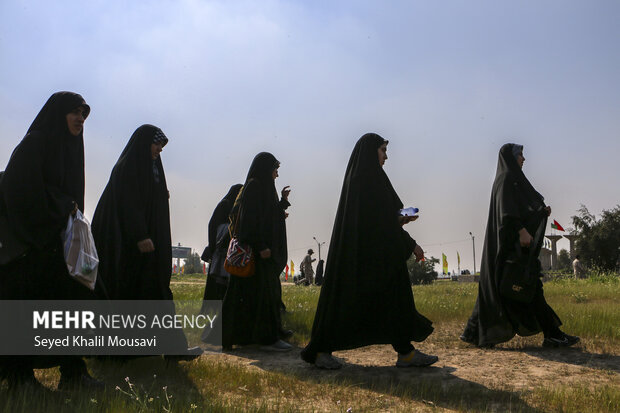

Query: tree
[407,255,439,285]
[557,249,571,271]
[571,204,620,271]
[183,252,204,274]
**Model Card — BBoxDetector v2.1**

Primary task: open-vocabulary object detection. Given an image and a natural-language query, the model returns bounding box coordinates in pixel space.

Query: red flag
[285,264,289,281]
[551,220,565,231]
[203,263,207,274]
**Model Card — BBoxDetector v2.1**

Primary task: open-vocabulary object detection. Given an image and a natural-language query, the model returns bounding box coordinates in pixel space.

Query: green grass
[1,273,618,412]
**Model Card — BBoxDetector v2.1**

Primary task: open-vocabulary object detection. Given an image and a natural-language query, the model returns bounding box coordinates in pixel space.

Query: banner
[442,253,448,274]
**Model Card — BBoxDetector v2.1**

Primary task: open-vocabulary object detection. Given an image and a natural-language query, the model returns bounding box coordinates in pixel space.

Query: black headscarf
[301,133,433,363]
[92,125,172,299]
[234,152,288,271]
[463,143,551,345]
[0,92,89,250]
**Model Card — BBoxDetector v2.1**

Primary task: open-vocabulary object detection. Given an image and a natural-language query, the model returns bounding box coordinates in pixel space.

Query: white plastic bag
[62,210,99,290]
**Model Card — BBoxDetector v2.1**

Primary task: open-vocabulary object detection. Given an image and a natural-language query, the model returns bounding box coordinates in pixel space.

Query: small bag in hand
[62,210,99,290]
[224,237,255,277]
[499,243,536,303]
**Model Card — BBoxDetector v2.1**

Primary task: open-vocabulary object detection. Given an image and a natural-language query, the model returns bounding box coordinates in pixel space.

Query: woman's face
[151,143,163,160]
[272,166,279,180]
[377,143,388,166]
[65,106,87,136]
[517,150,525,169]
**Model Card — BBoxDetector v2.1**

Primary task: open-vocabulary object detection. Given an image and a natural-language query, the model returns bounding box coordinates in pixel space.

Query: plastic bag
[62,210,99,290]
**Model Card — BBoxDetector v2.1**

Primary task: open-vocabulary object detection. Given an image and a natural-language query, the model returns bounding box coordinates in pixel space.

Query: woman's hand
[281,186,291,201]
[545,206,552,216]
[518,228,533,247]
[399,215,418,226]
[137,238,155,253]
[260,248,271,259]
[413,244,425,262]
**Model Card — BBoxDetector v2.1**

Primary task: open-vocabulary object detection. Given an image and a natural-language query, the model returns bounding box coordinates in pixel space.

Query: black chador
[92,125,201,358]
[301,133,434,366]
[92,125,174,301]
[461,143,576,348]
[0,92,100,387]
[220,153,290,349]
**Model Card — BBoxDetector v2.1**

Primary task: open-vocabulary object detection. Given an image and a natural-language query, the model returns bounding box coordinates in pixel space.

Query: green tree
[407,255,439,285]
[183,252,204,274]
[557,248,571,271]
[571,204,620,271]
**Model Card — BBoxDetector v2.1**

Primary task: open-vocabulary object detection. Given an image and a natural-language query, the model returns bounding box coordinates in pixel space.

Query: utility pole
[469,232,476,275]
[313,236,325,261]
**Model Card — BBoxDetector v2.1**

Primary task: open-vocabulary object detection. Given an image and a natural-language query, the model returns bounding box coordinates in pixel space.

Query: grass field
[1,273,618,412]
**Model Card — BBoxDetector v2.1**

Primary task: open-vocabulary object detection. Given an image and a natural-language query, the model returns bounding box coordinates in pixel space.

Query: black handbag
[0,215,29,266]
[499,243,536,303]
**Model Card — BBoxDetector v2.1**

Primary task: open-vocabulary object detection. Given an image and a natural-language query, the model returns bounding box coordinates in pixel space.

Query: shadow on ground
[225,345,543,413]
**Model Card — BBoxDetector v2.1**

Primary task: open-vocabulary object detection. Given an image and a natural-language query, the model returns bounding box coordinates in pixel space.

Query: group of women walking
[0,91,578,390]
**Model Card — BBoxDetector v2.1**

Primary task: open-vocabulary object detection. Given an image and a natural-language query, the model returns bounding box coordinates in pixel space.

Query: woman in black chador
[460,143,579,348]
[92,125,201,359]
[220,152,292,351]
[201,183,243,302]
[0,92,103,388]
[301,133,437,369]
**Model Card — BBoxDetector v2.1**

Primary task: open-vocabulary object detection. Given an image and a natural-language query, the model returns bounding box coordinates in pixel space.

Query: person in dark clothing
[201,184,243,302]
[301,133,437,369]
[199,184,242,344]
[460,143,579,348]
[220,152,292,351]
[91,124,202,360]
[0,92,103,389]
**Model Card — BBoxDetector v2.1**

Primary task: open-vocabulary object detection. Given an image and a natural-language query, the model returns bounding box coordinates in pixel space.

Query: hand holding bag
[62,210,99,290]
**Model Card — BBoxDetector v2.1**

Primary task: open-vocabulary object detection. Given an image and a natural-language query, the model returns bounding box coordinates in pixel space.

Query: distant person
[572,255,585,279]
[301,133,437,369]
[221,152,293,351]
[201,184,243,301]
[0,92,103,389]
[461,143,579,348]
[301,249,316,285]
[92,124,202,360]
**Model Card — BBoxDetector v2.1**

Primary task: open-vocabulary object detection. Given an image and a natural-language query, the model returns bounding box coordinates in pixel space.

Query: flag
[203,263,206,274]
[442,253,448,275]
[173,264,177,274]
[457,251,461,267]
[285,264,289,281]
[550,220,565,231]
[290,260,295,277]
[181,265,184,274]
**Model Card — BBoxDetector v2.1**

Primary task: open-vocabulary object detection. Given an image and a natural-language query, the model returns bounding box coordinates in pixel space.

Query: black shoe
[164,346,204,362]
[279,329,294,339]
[58,373,105,391]
[543,333,580,348]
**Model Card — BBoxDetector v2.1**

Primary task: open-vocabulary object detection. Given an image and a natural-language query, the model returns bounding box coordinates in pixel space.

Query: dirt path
[199,340,619,412]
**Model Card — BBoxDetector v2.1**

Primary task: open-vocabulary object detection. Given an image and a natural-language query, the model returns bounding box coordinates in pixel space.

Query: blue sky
[1,0,619,272]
